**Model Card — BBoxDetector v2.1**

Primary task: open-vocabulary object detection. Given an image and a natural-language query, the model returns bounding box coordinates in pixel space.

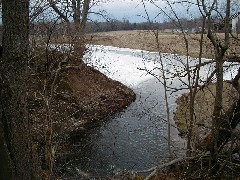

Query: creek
[62,45,236,178]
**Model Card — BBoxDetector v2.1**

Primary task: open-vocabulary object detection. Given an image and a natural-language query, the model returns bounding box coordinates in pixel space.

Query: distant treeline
[85,20,161,32]
[31,18,206,36]
[31,17,240,37]
[84,18,240,33]
[84,19,201,33]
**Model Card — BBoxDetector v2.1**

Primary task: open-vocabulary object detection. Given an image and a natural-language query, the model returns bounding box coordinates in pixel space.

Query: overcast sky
[90,0,240,23]
[90,0,200,23]
[90,0,167,22]
[35,0,240,23]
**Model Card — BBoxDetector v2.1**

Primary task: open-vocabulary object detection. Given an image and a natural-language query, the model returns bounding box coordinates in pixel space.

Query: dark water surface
[59,45,189,179]
[62,78,185,179]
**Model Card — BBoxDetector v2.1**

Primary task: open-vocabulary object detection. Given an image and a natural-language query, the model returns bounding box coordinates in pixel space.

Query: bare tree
[140,0,240,178]
[143,0,206,157]
[198,0,231,173]
[163,0,240,175]
[47,0,91,59]
[0,0,41,179]
[140,0,175,159]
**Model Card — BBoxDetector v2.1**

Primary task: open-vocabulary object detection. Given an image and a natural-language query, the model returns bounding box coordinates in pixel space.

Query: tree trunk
[48,0,90,65]
[0,0,40,179]
[0,123,11,179]
[205,0,231,174]
[209,52,224,172]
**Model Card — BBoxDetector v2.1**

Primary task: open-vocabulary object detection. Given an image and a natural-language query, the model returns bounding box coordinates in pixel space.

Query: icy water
[61,45,237,178]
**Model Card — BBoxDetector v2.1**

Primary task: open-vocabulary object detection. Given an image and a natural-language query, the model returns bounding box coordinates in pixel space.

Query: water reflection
[60,45,189,178]
[62,78,185,178]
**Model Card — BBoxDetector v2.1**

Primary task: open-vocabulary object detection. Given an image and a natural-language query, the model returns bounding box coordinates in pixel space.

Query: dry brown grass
[87,30,240,59]
[174,83,238,147]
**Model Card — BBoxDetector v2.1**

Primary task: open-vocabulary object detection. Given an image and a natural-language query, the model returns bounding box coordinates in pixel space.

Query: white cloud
[91,0,200,22]
[92,0,167,22]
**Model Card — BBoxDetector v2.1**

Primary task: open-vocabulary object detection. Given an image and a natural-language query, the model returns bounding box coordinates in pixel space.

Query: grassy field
[87,30,240,59]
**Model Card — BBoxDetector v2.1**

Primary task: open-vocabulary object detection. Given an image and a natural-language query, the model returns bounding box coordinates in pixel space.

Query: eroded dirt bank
[28,50,136,173]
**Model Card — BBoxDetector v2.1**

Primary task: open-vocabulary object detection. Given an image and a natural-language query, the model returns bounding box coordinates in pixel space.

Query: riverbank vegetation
[0,0,136,179]
[134,1,240,179]
[174,82,238,138]
[1,0,240,179]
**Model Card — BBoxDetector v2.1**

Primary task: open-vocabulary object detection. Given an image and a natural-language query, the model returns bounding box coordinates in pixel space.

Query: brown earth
[28,49,136,168]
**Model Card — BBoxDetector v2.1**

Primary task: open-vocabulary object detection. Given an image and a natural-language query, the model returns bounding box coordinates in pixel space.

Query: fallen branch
[137,156,202,180]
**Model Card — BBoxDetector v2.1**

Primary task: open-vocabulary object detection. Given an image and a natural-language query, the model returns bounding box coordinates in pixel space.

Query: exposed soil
[27,49,136,175]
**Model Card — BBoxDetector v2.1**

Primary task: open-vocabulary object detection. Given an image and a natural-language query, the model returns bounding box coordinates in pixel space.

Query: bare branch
[48,0,70,23]
[80,0,90,32]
